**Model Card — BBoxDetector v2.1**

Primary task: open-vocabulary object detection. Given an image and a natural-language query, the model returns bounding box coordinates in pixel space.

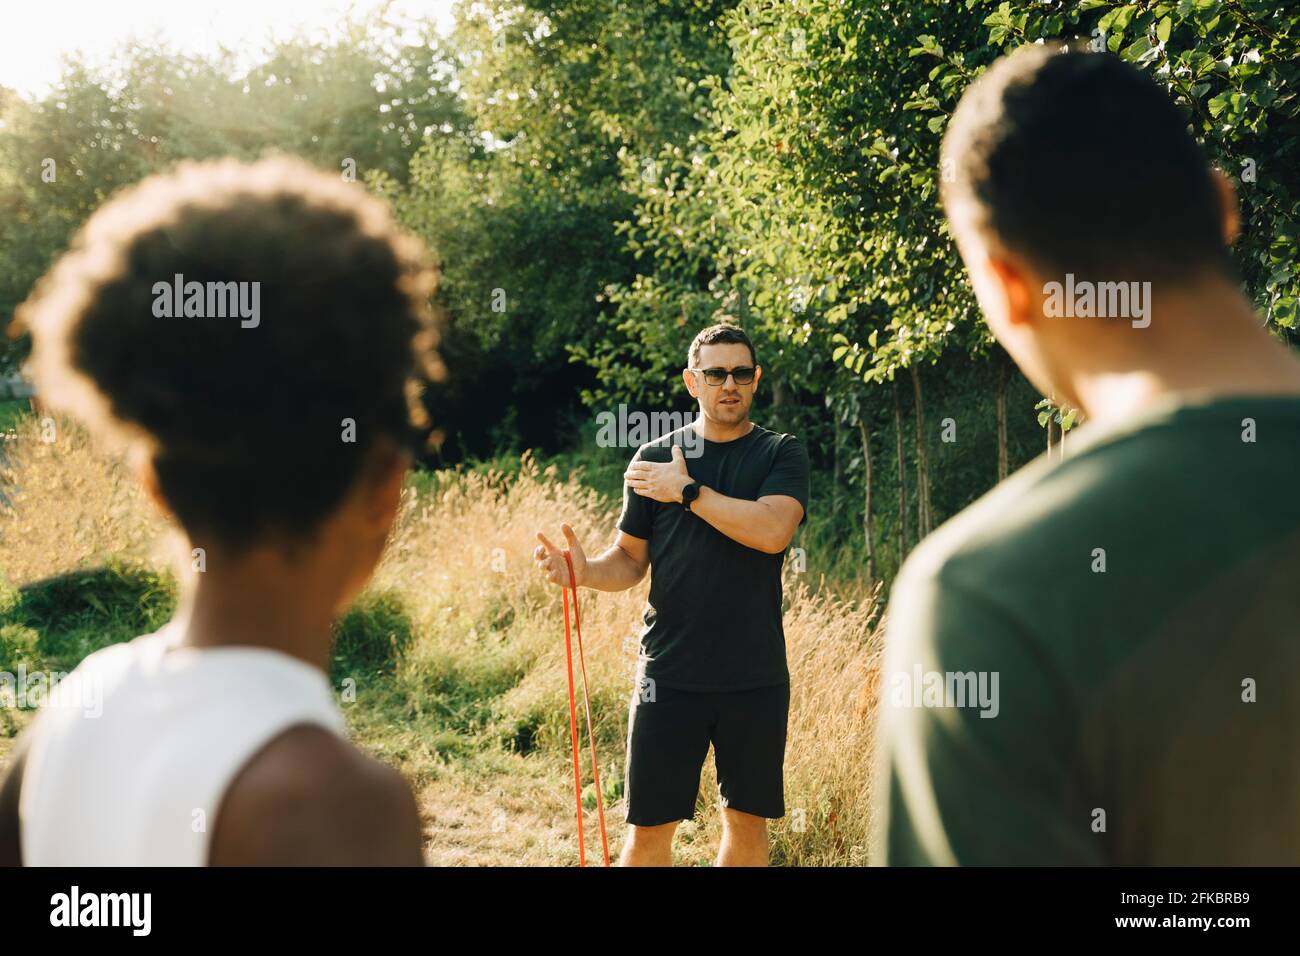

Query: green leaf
[982,3,1015,29]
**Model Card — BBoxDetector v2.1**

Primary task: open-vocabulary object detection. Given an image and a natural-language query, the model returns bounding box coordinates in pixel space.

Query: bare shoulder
[210,724,423,866]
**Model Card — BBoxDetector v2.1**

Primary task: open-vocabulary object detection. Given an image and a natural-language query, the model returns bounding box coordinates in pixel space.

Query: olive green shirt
[874,394,1300,865]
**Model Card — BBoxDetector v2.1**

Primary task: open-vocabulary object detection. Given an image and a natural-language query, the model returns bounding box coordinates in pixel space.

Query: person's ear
[1212,167,1240,247]
[751,365,762,391]
[682,367,699,397]
[986,255,1036,328]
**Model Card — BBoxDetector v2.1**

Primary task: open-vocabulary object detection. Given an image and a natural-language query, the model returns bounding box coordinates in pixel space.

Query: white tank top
[19,622,346,866]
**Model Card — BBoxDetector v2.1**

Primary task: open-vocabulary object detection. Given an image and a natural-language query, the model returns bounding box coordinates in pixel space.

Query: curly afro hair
[17,155,445,551]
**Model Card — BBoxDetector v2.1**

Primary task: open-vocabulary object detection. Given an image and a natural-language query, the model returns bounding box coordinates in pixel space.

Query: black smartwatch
[681,481,701,512]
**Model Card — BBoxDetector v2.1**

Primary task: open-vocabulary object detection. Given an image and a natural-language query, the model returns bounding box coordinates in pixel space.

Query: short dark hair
[941,44,1229,284]
[19,156,444,552]
[688,323,756,368]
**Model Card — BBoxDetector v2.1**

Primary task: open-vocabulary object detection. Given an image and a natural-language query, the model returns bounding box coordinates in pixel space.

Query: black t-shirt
[617,422,811,692]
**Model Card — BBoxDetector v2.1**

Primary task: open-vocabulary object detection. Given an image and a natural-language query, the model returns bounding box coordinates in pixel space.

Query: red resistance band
[562,550,611,866]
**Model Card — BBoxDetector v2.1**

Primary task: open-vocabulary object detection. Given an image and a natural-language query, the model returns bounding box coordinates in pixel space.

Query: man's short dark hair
[941,44,1229,284]
[19,156,444,552]
[688,323,756,368]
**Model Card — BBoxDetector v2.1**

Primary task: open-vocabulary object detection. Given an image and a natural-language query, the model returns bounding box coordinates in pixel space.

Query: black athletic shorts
[623,682,790,827]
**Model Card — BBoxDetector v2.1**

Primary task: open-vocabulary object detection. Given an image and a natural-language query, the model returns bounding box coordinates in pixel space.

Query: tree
[0,14,467,371]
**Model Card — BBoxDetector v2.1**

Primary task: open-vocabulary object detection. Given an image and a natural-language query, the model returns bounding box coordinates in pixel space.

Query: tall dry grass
[1,417,885,865]
[1,417,168,585]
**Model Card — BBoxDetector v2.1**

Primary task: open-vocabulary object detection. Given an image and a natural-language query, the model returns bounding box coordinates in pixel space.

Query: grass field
[0,400,27,435]
[0,412,884,865]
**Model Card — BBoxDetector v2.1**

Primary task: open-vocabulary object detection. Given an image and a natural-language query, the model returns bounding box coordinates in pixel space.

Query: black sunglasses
[690,366,757,386]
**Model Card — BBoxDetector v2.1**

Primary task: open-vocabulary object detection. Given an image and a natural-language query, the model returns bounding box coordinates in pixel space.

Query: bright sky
[0,0,458,97]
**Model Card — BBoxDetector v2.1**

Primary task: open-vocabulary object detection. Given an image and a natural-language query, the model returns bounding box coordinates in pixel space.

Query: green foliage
[608,0,978,406]
[611,0,1298,391]
[0,399,28,436]
[0,623,40,673]
[331,590,415,682]
[0,13,468,370]
[943,0,1300,332]
[0,561,177,671]
[1035,397,1081,433]
[382,1,736,458]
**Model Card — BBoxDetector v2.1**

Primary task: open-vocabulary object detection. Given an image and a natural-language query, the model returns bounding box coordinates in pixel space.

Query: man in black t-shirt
[535,324,809,866]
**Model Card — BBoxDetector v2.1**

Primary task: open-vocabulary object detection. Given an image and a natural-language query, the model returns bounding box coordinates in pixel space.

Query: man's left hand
[625,445,693,504]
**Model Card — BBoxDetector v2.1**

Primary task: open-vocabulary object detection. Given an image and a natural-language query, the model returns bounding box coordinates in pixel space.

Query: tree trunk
[996,359,1009,481]
[772,379,788,408]
[911,365,932,537]
[893,379,909,563]
[858,417,878,582]
[771,378,789,431]
[832,422,843,520]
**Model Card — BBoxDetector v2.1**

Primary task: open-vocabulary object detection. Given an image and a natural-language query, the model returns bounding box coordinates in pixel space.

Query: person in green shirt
[872,43,1300,865]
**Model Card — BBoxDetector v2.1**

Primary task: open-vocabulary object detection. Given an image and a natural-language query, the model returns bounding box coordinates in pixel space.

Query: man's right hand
[534,523,587,588]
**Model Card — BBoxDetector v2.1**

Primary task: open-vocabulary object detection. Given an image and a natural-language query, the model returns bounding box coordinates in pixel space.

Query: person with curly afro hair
[1,156,445,866]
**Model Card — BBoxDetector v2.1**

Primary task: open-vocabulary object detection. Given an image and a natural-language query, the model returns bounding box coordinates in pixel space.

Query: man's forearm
[690,486,795,554]
[581,544,647,591]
